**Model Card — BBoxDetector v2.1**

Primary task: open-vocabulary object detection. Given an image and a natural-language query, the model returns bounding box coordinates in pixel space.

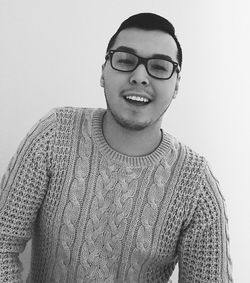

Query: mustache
[121,88,153,97]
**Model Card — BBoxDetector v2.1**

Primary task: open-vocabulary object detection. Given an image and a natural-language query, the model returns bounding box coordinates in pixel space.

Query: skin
[100,28,180,156]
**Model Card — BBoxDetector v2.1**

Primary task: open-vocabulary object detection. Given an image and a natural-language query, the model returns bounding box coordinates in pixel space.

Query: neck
[102,110,162,157]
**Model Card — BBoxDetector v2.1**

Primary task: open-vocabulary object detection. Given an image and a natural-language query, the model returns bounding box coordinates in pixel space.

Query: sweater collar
[92,108,173,167]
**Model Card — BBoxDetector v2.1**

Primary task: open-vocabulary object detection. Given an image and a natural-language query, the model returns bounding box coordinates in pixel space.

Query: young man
[0,13,232,282]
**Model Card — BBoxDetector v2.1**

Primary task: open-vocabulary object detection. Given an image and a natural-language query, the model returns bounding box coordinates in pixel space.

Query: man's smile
[123,94,151,106]
[121,89,152,106]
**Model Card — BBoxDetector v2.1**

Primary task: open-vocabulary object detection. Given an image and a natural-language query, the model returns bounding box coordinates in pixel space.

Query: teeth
[125,96,149,103]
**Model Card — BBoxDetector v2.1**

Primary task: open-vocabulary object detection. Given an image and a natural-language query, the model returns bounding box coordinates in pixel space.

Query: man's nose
[129,64,149,86]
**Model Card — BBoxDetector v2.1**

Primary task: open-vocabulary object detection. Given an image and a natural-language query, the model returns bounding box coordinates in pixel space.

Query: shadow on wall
[20,240,31,281]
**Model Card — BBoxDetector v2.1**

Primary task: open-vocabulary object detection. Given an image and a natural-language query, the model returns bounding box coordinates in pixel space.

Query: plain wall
[0,0,250,282]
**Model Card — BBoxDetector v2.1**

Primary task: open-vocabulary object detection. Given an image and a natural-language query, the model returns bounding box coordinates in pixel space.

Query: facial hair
[103,88,172,132]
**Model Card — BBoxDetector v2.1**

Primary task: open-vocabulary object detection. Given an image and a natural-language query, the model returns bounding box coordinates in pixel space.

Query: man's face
[101,28,180,131]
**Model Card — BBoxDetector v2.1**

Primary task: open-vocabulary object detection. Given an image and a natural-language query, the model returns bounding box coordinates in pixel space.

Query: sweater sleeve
[177,163,233,283]
[0,110,57,282]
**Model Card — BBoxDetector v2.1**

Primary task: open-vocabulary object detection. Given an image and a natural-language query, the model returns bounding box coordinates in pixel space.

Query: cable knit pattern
[0,107,233,282]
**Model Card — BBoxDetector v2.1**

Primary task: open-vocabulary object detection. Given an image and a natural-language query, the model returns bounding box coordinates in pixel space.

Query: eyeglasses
[105,50,180,80]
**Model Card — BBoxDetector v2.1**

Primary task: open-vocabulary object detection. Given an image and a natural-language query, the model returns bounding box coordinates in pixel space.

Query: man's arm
[0,110,56,282]
[178,163,233,282]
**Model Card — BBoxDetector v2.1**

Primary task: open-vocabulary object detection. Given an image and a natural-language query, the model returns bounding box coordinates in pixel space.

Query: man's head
[101,13,182,131]
[106,13,182,69]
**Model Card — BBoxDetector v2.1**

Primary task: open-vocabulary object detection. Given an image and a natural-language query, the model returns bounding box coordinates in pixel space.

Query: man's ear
[173,74,181,99]
[100,64,105,88]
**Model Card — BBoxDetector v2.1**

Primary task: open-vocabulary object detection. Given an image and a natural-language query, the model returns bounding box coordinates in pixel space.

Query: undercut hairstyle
[106,13,183,68]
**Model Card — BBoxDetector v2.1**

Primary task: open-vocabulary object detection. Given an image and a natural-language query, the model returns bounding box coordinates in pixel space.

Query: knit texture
[0,107,233,283]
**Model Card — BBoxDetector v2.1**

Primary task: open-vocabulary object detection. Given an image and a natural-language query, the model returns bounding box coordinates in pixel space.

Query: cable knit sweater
[0,107,232,283]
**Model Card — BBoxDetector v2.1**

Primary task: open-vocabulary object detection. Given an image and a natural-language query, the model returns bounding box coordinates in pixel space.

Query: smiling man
[101,27,180,157]
[0,13,233,282]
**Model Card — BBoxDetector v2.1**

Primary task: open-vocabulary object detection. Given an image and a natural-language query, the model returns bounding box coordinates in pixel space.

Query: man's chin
[111,112,150,131]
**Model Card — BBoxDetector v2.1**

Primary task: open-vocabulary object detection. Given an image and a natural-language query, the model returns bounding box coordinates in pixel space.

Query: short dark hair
[106,13,182,68]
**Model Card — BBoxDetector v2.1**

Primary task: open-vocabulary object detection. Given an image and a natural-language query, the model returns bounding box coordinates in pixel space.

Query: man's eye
[151,64,167,71]
[117,59,134,65]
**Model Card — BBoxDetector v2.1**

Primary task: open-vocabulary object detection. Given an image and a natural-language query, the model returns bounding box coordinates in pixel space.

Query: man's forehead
[112,28,178,59]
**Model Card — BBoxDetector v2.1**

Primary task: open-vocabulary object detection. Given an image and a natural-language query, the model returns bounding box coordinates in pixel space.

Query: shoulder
[44,107,106,147]
[23,106,96,147]
[162,132,217,207]
[163,131,208,175]
[51,106,100,126]
[165,133,226,223]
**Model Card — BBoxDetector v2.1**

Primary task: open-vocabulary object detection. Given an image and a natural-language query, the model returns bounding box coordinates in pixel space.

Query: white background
[0,0,250,282]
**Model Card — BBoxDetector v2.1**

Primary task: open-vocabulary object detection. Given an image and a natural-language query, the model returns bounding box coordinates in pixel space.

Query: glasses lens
[112,52,138,71]
[148,59,174,79]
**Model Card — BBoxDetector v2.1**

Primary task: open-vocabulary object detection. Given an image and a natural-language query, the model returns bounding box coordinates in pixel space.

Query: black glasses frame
[105,50,180,80]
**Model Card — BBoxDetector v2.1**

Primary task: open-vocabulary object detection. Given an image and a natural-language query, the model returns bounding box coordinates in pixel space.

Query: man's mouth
[124,95,151,106]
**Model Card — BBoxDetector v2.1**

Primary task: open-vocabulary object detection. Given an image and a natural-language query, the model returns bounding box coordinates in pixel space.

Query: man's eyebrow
[115,46,174,61]
[115,46,137,53]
